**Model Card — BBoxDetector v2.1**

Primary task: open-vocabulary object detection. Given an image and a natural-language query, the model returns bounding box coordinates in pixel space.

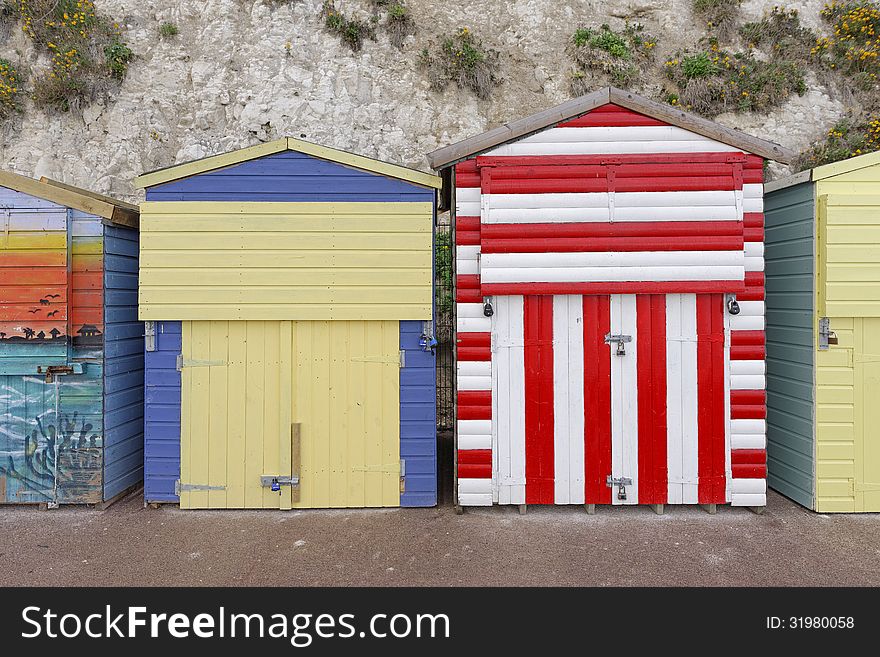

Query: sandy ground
[2,454,879,586]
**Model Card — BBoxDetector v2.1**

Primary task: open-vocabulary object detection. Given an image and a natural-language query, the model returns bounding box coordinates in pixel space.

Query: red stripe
[457,274,481,289]
[456,216,480,232]
[458,463,492,478]
[457,390,492,420]
[477,153,755,168]
[730,390,766,406]
[482,281,745,296]
[455,160,478,174]
[743,227,764,242]
[559,104,668,127]
[455,216,480,245]
[458,449,492,464]
[456,332,490,347]
[743,169,763,184]
[745,272,765,287]
[731,404,766,419]
[637,294,668,505]
[732,464,767,478]
[488,176,740,194]
[730,330,765,345]
[489,163,747,181]
[457,331,491,361]
[584,294,612,504]
[482,221,743,239]
[743,212,764,228]
[481,236,744,253]
[524,296,555,504]
[731,344,765,360]
[457,288,482,303]
[456,175,480,188]
[738,286,765,302]
[696,294,727,504]
[731,449,766,465]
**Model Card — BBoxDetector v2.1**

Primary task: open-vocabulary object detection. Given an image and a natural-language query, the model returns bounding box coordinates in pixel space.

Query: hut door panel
[179,320,400,510]
[0,375,59,503]
[490,292,727,506]
[857,318,880,512]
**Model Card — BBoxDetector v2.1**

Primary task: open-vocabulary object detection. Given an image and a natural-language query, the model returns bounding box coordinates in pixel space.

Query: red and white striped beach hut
[427,88,794,511]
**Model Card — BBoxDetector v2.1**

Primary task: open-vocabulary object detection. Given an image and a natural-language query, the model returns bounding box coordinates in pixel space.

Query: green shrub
[158,22,179,38]
[692,0,742,38]
[740,7,815,60]
[569,23,656,93]
[796,116,880,168]
[0,58,23,117]
[385,2,414,49]
[664,40,806,115]
[321,0,376,52]
[419,27,499,99]
[12,0,133,113]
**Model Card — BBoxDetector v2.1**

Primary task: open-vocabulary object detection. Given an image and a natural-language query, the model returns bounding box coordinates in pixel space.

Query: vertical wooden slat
[179,321,192,508]
[363,321,382,506]
[208,321,229,508]
[262,321,281,508]
[382,320,401,506]
[245,321,265,508]
[349,321,367,507]
[279,321,293,510]
[225,321,247,507]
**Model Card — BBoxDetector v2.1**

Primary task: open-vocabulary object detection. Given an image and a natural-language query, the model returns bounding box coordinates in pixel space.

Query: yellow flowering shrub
[796,116,880,169]
[10,0,132,112]
[0,58,22,117]
[568,22,657,92]
[813,2,880,88]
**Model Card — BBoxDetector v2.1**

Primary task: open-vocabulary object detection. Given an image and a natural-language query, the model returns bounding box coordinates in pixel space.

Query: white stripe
[729,478,766,494]
[457,419,492,435]
[730,360,765,375]
[485,126,742,156]
[456,187,480,204]
[731,374,766,390]
[458,492,493,506]
[553,295,585,505]
[732,433,765,449]
[743,197,763,214]
[493,295,526,505]
[458,434,491,450]
[459,478,492,494]
[730,493,766,506]
[666,293,700,504]
[729,314,764,331]
[457,317,491,333]
[72,219,103,237]
[456,244,480,275]
[610,294,639,505]
[2,212,67,232]
[736,300,765,317]
[456,303,485,319]
[731,418,766,434]
[457,374,492,390]
[742,183,763,199]
[482,250,743,269]
[457,361,490,377]
[744,242,764,259]
[482,266,744,284]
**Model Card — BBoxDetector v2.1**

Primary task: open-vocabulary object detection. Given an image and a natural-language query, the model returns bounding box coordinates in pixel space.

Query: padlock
[271,478,281,493]
[617,484,627,501]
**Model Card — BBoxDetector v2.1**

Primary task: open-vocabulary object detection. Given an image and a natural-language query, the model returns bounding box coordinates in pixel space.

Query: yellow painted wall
[815,161,880,511]
[139,202,433,321]
[178,319,401,509]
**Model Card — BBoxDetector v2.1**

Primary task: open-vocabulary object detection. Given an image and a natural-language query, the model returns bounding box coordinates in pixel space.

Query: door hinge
[145,321,156,352]
[175,481,226,494]
[400,459,406,494]
[176,355,226,371]
[350,351,405,367]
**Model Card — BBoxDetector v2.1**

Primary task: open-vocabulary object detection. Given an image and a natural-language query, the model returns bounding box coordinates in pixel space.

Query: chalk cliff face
[0,0,846,200]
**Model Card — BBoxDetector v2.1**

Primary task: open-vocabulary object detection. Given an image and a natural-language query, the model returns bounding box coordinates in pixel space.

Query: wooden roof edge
[135,137,441,190]
[764,169,812,193]
[426,87,795,170]
[0,170,136,224]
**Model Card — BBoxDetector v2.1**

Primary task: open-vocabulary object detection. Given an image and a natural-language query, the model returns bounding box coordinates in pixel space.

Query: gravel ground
[1,484,879,586]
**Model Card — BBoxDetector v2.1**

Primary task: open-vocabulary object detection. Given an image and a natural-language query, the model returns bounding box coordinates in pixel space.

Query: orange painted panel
[71,271,102,290]
[0,269,67,286]
[0,251,67,267]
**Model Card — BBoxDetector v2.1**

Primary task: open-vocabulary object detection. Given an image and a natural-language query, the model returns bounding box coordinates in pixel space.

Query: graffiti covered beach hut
[137,138,441,509]
[427,87,793,511]
[0,172,142,504]
[765,151,880,512]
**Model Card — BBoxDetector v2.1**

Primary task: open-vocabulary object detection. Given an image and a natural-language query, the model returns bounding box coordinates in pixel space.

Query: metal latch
[819,317,837,350]
[145,321,156,352]
[604,333,632,356]
[36,364,79,382]
[260,475,300,493]
[175,481,226,493]
[606,475,633,500]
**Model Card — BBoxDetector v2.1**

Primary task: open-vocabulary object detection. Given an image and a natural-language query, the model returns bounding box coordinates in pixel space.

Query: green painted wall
[764,181,816,509]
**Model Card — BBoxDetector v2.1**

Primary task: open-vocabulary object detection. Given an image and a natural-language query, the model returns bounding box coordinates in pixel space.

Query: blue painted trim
[399,321,437,507]
[143,321,181,502]
[102,225,145,500]
[145,151,435,202]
